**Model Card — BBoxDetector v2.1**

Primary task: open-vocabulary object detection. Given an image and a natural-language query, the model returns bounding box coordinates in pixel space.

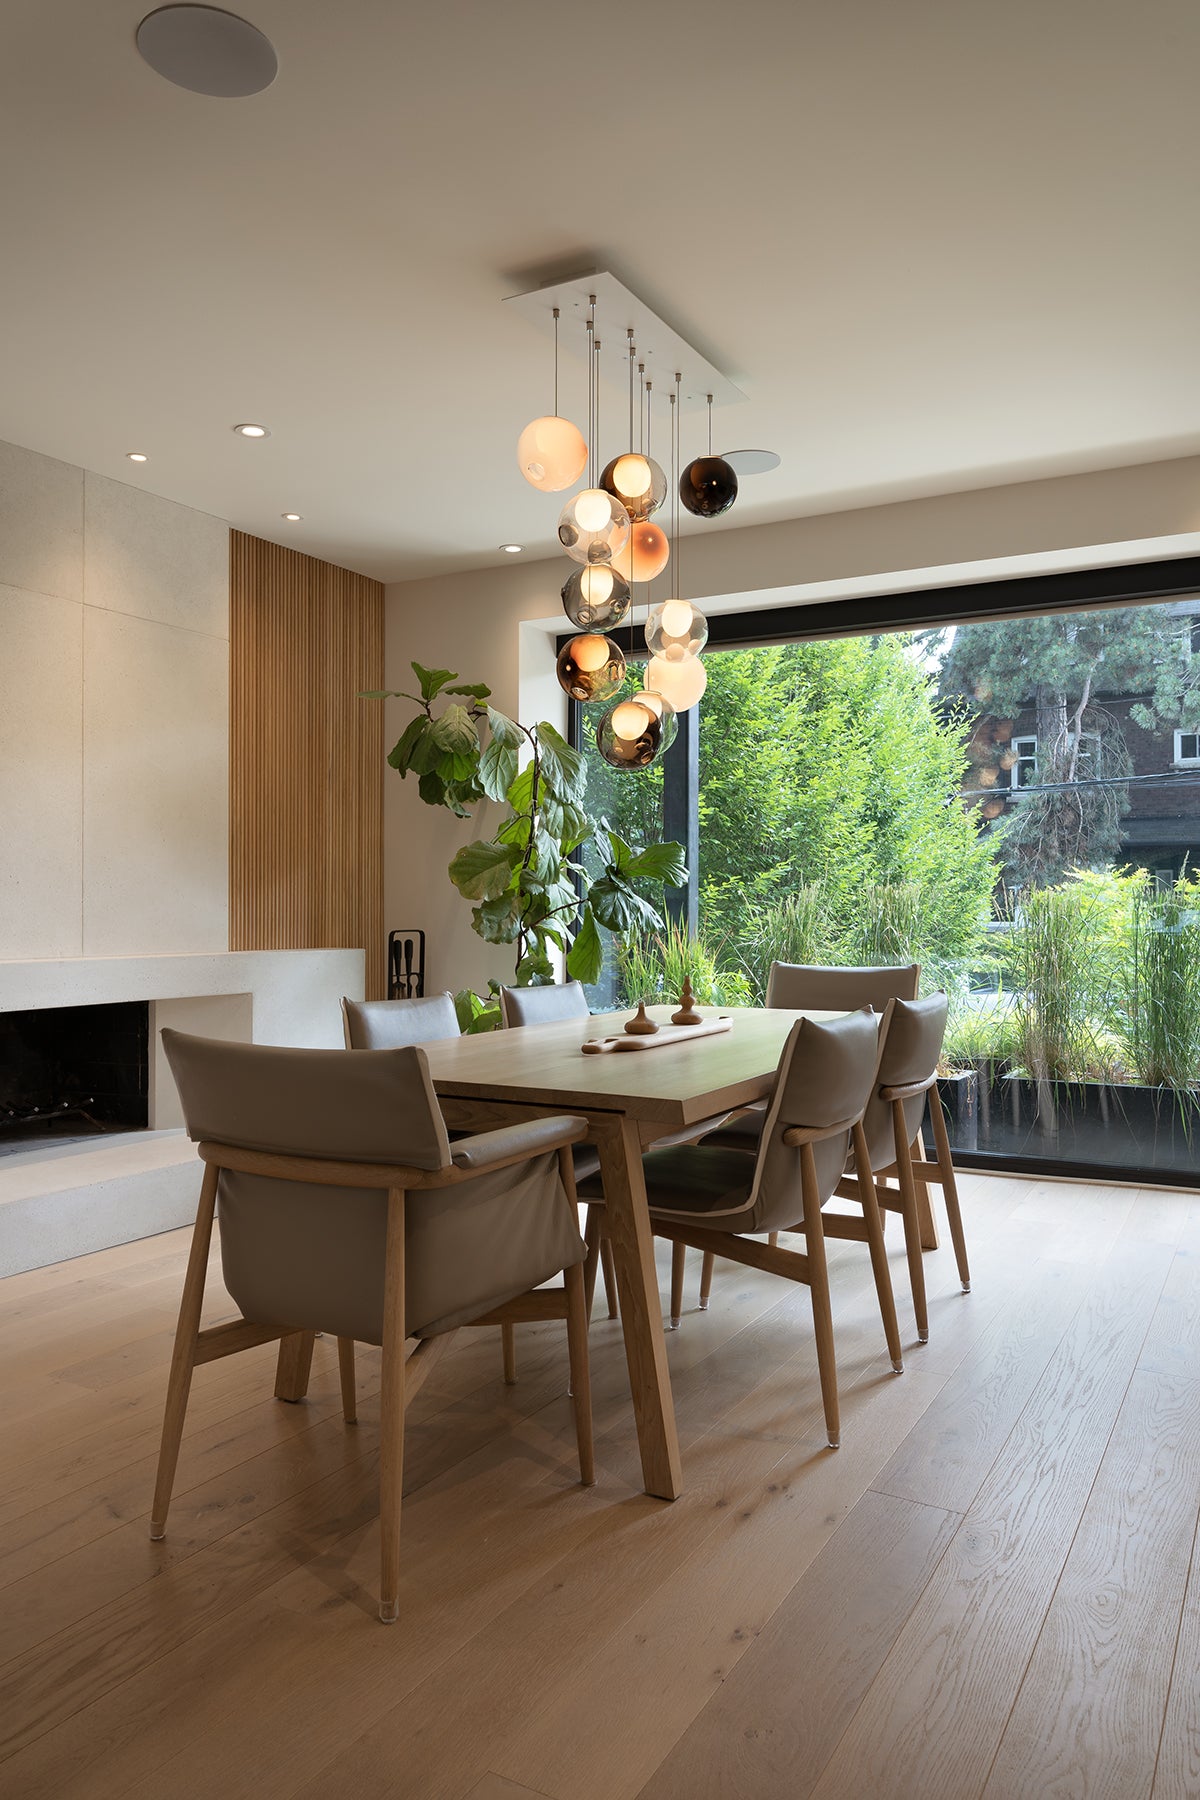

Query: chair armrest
[879,1074,936,1104]
[780,1113,862,1148]
[449,1114,589,1170]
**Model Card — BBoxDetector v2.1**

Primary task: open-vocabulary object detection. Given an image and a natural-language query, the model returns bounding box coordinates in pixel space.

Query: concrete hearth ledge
[0,948,364,1275]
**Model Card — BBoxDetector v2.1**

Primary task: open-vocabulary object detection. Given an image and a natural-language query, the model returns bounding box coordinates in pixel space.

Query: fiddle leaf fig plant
[366,662,687,987]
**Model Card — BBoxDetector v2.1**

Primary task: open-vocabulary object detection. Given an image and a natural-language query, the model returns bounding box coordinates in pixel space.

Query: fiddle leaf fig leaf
[536,722,586,802]
[479,735,518,803]
[506,763,536,816]
[589,871,664,935]
[446,682,492,700]
[386,714,428,775]
[412,661,456,701]
[431,704,479,761]
[418,770,446,808]
[448,839,519,901]
[487,708,523,748]
[472,891,522,943]
[624,841,688,885]
[565,906,603,984]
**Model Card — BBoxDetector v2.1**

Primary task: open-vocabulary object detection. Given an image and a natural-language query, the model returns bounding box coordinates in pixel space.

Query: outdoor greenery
[370,661,686,991]
[936,604,1200,887]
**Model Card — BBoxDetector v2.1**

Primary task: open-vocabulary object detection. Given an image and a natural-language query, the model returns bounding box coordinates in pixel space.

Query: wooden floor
[2,1173,1199,1799]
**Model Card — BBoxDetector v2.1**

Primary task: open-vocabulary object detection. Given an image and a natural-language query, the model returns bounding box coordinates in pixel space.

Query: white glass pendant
[646,651,707,712]
[516,416,588,492]
[628,686,677,751]
[558,489,631,565]
[645,598,709,660]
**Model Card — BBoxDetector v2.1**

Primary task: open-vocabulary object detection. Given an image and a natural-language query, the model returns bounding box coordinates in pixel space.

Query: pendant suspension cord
[628,330,635,451]
[638,363,645,454]
[587,293,597,487]
[707,392,713,455]
[552,306,560,417]
[675,371,683,595]
[594,335,602,483]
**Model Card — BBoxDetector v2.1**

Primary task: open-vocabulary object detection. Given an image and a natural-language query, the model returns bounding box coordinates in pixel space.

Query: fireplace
[0,1002,149,1147]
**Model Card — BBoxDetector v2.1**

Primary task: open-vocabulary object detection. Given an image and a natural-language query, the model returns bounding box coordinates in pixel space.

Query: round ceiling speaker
[136,7,278,97]
[721,448,782,476]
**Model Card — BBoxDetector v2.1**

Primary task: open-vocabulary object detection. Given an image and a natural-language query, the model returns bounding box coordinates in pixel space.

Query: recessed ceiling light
[282,512,302,521]
[136,6,278,98]
[499,543,524,554]
[126,452,148,462]
[721,448,781,475]
[233,422,269,438]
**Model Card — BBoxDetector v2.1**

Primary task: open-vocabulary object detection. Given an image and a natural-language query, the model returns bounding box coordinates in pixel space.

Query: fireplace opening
[0,1002,150,1150]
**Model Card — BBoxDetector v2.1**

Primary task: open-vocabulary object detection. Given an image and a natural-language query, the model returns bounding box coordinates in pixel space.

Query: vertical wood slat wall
[229,531,385,999]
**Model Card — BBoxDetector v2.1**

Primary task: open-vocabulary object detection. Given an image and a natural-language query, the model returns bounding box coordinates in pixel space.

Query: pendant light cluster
[517,297,734,771]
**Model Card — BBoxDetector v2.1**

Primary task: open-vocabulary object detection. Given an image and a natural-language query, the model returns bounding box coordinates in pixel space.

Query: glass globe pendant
[629,686,677,752]
[597,694,666,770]
[561,563,631,631]
[679,454,738,517]
[517,416,588,493]
[556,632,626,703]
[612,519,670,584]
[646,651,708,712]
[645,597,709,660]
[558,489,631,565]
[600,452,667,522]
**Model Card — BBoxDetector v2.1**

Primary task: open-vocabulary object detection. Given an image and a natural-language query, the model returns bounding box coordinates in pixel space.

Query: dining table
[422,1002,840,1502]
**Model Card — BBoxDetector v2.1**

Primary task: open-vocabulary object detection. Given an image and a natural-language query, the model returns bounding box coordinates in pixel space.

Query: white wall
[0,437,229,960]
[385,453,1200,996]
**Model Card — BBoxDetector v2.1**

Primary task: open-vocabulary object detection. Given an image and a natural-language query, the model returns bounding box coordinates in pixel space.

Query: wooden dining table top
[422,1004,842,1129]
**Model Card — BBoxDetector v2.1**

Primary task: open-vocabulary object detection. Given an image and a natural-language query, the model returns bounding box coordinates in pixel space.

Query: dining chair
[341,990,460,1049]
[151,1029,594,1624]
[498,981,618,1340]
[691,960,922,1308]
[836,992,970,1342]
[578,1008,901,1448]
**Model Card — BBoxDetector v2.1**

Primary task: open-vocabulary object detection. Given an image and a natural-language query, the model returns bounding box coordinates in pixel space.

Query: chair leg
[929,1094,971,1292]
[893,1107,930,1344]
[274,1330,316,1402]
[151,1164,218,1540]
[699,1251,715,1310]
[853,1122,903,1374]
[501,1323,518,1385]
[582,1204,602,1316]
[767,1231,779,1247]
[800,1144,839,1449]
[913,1127,940,1251]
[378,1188,407,1625]
[600,1235,619,1319]
[564,1261,595,1484]
[337,1337,357,1423]
[669,1240,686,1328]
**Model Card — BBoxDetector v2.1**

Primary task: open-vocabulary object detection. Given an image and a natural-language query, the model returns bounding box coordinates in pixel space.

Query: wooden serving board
[581,1016,733,1054]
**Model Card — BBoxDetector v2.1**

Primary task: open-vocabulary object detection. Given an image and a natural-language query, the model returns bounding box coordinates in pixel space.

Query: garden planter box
[936,1073,1200,1181]
[923,1072,979,1153]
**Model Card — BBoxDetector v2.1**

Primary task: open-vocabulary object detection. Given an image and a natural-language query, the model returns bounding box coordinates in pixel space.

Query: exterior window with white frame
[1010,735,1038,792]
[1174,728,1200,766]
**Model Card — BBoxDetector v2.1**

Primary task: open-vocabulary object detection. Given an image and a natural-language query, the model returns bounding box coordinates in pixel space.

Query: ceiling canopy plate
[504,269,746,415]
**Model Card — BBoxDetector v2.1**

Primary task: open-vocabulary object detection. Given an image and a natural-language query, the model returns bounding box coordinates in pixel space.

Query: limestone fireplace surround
[0,949,363,1276]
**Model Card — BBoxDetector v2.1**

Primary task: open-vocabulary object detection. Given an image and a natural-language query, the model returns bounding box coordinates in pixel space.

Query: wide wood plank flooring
[1,1173,1198,1799]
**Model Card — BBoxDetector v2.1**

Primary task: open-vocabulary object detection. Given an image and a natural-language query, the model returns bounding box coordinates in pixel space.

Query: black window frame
[564,553,1200,1187]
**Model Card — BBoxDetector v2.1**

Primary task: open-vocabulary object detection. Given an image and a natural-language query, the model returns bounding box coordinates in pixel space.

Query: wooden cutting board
[581,1016,733,1053]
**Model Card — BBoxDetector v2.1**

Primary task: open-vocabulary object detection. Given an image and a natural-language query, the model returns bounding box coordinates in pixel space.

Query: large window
[570,556,1200,1186]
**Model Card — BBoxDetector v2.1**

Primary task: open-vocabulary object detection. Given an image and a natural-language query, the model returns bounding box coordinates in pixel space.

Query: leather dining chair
[578,1008,902,1449]
[151,1030,594,1624]
[341,990,460,1049]
[835,992,970,1342]
[691,961,922,1310]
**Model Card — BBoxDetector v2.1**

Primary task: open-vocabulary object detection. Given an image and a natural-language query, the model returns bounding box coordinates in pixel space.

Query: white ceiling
[2,0,1198,584]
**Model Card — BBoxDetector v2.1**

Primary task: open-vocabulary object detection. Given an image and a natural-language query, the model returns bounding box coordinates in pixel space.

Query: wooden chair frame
[150,1134,593,1625]
[650,1114,902,1450]
[834,1073,970,1342]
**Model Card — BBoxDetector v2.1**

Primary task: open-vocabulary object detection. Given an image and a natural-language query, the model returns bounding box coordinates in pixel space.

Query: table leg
[592,1112,682,1501]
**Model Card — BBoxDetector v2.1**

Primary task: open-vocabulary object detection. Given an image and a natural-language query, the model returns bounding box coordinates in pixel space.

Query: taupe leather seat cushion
[580,1144,756,1230]
[342,991,460,1049]
[860,993,948,1169]
[162,1030,586,1343]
